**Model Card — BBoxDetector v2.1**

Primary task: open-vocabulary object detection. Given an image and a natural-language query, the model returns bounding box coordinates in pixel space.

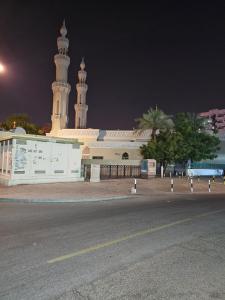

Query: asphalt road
[0,194,225,300]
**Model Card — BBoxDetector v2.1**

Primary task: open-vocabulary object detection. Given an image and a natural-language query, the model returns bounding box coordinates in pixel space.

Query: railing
[82,164,141,180]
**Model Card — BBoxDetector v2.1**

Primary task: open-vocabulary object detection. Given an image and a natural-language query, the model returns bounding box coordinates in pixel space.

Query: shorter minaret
[51,21,71,132]
[75,58,88,129]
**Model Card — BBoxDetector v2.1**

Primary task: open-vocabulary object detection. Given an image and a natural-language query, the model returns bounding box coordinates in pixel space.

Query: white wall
[0,137,83,186]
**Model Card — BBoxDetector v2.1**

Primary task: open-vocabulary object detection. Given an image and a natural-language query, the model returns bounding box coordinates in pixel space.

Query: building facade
[51,20,71,132]
[200,109,225,133]
[48,22,149,160]
[75,58,88,129]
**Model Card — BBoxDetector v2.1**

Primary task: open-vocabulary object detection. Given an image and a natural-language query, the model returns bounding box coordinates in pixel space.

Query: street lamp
[0,62,5,74]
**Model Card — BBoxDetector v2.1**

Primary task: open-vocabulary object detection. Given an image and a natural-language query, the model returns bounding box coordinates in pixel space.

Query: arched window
[122,152,129,160]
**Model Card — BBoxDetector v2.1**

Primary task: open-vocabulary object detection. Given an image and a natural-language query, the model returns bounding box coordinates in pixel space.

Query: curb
[0,195,133,204]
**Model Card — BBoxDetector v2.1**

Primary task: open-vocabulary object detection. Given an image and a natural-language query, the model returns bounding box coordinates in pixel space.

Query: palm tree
[135,107,174,140]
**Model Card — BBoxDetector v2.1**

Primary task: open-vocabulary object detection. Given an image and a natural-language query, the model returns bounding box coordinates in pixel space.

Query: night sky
[0,1,224,129]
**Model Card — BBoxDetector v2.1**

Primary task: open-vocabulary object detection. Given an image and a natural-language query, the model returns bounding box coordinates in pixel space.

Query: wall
[85,146,142,160]
[0,136,83,186]
[47,128,150,161]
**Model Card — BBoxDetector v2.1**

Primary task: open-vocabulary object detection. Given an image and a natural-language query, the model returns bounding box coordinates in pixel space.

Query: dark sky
[0,1,224,129]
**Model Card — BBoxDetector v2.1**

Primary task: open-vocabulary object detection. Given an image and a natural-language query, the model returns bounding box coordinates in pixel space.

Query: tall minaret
[75,58,88,129]
[51,21,71,132]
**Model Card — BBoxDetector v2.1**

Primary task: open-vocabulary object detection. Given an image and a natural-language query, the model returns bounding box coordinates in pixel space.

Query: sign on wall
[13,139,80,177]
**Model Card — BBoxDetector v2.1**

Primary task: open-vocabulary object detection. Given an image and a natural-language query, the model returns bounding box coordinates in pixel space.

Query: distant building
[199,109,225,133]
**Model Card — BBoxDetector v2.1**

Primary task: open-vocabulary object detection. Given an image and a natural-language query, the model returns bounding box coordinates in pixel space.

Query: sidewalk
[0,177,225,203]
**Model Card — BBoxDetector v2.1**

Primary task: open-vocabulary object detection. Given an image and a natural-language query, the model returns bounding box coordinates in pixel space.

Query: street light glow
[0,63,5,73]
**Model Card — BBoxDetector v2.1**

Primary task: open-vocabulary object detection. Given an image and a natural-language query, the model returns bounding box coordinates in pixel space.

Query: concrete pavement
[1,194,225,299]
[0,177,225,203]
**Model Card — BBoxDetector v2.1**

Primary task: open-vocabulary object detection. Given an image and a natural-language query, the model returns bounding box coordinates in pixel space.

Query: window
[122,152,129,160]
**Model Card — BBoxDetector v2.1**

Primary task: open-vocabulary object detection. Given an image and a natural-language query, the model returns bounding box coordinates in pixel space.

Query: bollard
[170,172,172,178]
[171,178,174,192]
[131,178,137,194]
[190,178,193,193]
[161,165,164,178]
[208,179,211,193]
[213,176,215,183]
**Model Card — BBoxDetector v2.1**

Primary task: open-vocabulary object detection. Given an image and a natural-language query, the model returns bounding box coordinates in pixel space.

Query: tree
[38,123,52,135]
[174,113,220,164]
[174,112,204,136]
[140,130,181,172]
[135,107,174,140]
[211,115,218,134]
[0,114,41,135]
[140,112,220,172]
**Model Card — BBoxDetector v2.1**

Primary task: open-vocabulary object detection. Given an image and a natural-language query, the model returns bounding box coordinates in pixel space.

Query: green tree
[0,114,41,135]
[140,130,181,172]
[174,113,220,164]
[140,112,220,171]
[135,107,174,140]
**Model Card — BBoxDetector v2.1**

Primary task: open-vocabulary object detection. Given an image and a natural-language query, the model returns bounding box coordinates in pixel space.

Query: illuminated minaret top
[75,58,88,129]
[51,21,71,132]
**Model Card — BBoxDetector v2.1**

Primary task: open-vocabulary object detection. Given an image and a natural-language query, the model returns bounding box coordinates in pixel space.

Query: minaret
[75,58,88,129]
[51,21,71,132]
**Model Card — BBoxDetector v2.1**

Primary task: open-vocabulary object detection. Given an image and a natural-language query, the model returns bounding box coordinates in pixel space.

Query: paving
[0,177,225,203]
[1,193,225,299]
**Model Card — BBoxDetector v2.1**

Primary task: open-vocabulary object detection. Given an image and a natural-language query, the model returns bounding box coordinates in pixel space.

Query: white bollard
[208,179,211,193]
[190,178,193,193]
[131,179,137,194]
[171,178,174,192]
[161,165,164,178]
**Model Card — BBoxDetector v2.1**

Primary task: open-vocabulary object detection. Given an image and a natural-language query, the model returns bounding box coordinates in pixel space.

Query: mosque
[48,21,150,161]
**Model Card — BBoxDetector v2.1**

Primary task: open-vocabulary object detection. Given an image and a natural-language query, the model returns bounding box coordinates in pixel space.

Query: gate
[82,164,141,180]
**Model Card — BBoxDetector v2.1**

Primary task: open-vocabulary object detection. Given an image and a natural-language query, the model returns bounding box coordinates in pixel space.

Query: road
[0,194,225,299]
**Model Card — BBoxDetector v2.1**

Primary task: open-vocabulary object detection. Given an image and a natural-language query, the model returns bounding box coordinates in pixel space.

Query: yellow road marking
[47,208,225,264]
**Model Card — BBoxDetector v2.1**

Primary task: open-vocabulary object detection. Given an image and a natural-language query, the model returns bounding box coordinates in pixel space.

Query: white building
[48,22,150,161]
[0,133,83,186]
